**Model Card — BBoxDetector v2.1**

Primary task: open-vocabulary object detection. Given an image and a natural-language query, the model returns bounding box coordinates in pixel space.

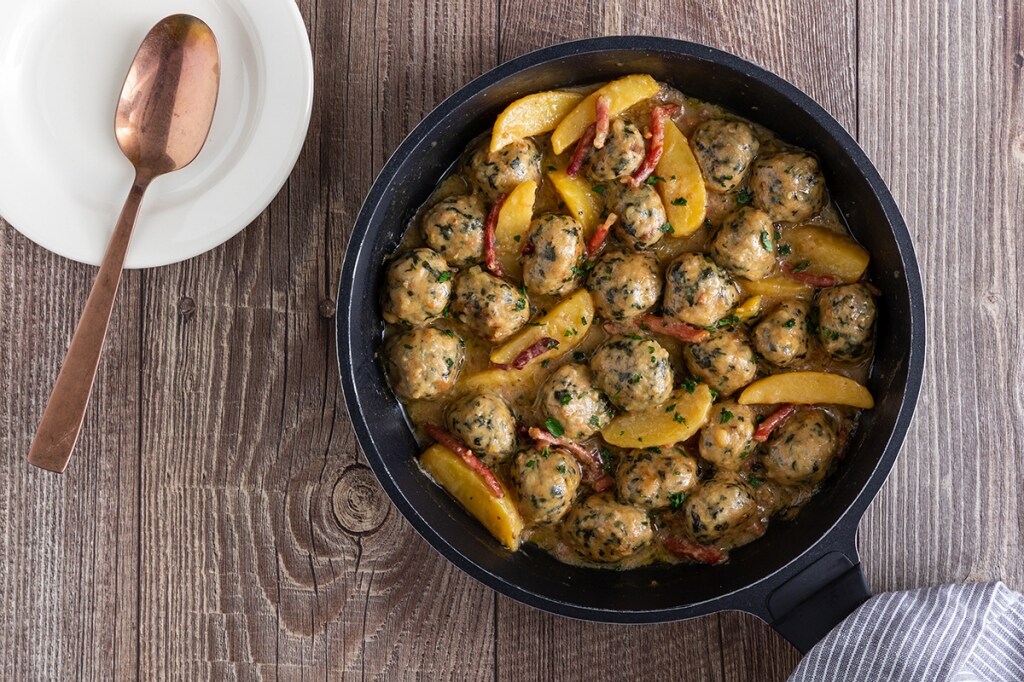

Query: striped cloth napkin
[789,582,1024,681]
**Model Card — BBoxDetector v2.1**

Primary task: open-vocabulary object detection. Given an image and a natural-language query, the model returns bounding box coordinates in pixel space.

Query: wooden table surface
[2,1,1022,679]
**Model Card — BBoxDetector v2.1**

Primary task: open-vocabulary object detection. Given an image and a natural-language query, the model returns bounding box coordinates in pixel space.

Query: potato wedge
[782,225,870,284]
[494,180,537,279]
[547,169,603,238]
[550,74,660,154]
[655,121,707,236]
[420,444,523,550]
[734,295,764,322]
[738,275,814,299]
[455,367,533,402]
[490,91,584,153]
[602,384,714,448]
[490,289,595,367]
[738,371,874,409]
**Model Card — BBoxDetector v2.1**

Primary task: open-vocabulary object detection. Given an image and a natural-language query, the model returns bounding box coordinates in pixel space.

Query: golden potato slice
[734,295,764,321]
[490,91,584,153]
[550,74,660,154]
[782,225,870,284]
[494,180,537,279]
[738,275,814,299]
[655,121,707,236]
[490,289,595,367]
[420,444,523,550]
[602,384,714,448]
[738,371,874,409]
[547,169,603,238]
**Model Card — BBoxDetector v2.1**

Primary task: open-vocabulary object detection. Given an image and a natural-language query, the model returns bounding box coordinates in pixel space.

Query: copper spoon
[28,15,220,473]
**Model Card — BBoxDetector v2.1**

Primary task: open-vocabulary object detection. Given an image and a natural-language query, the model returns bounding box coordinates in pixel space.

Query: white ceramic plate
[0,0,313,268]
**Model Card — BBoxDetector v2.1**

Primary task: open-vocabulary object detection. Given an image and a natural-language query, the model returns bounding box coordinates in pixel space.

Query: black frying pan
[336,37,925,653]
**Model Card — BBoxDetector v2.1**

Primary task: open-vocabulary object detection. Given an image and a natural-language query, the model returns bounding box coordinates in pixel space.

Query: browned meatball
[663,252,741,328]
[683,471,758,544]
[608,183,669,250]
[467,139,542,201]
[753,300,812,367]
[817,284,877,360]
[590,335,674,411]
[385,327,465,400]
[699,401,757,471]
[763,409,839,485]
[451,266,529,343]
[684,331,757,397]
[510,446,582,525]
[709,207,776,280]
[522,214,585,297]
[563,492,653,562]
[616,446,699,510]
[588,118,646,182]
[691,119,760,193]
[421,194,486,267]
[586,250,662,321]
[382,248,453,326]
[750,151,826,223]
[539,364,614,440]
[446,393,517,467]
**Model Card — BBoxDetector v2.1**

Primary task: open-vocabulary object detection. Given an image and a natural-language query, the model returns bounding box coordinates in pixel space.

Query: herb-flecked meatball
[590,335,674,411]
[616,446,699,510]
[446,393,517,467]
[753,300,812,367]
[684,331,757,397]
[684,471,758,544]
[564,492,653,562]
[587,250,662,321]
[607,183,669,250]
[588,118,646,182]
[817,284,877,360]
[385,327,464,400]
[382,248,453,326]
[663,252,741,328]
[699,401,756,471]
[522,214,585,297]
[451,266,529,343]
[510,446,582,525]
[750,151,826,223]
[467,138,542,201]
[691,119,760,194]
[710,207,777,280]
[421,194,486,267]
[763,409,839,485]
[540,364,614,440]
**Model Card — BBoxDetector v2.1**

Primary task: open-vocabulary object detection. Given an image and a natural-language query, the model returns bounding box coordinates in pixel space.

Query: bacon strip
[629,104,679,188]
[586,212,617,256]
[782,261,838,288]
[484,194,506,277]
[423,424,504,498]
[753,404,797,443]
[593,95,611,149]
[528,427,614,492]
[505,337,558,370]
[567,124,597,178]
[640,314,711,343]
[662,535,727,565]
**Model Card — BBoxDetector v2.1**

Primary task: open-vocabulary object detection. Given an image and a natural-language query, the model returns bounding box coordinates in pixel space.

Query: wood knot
[177,296,196,321]
[1014,52,1023,68]
[332,465,389,534]
[318,298,336,318]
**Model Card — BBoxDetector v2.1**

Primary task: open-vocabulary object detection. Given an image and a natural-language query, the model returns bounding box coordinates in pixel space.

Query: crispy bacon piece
[662,535,727,565]
[602,320,637,336]
[629,103,679,188]
[504,337,559,370]
[782,261,838,288]
[484,194,506,277]
[528,427,614,492]
[593,95,611,149]
[567,123,597,178]
[754,404,797,443]
[423,423,504,498]
[586,212,617,256]
[640,314,711,343]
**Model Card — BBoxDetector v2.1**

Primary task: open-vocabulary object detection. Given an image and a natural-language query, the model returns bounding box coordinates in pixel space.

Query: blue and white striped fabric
[790,582,1024,681]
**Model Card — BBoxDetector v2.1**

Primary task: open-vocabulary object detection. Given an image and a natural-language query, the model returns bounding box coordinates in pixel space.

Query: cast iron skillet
[337,37,925,653]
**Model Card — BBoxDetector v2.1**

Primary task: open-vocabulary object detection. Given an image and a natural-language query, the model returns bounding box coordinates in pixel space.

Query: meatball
[763,409,839,485]
[382,248,453,326]
[563,492,653,562]
[510,446,582,525]
[817,284,877,360]
[522,214,585,297]
[616,446,699,510]
[683,471,758,544]
[590,335,674,411]
[663,252,741,328]
[446,393,517,467]
[586,250,662,321]
[588,118,646,182]
[421,194,487,267]
[450,266,529,343]
[750,151,826,223]
[385,327,464,400]
[699,401,756,471]
[608,183,669,250]
[753,300,812,367]
[467,138,542,201]
[709,207,777,280]
[691,119,760,194]
[684,331,757,397]
[539,364,614,440]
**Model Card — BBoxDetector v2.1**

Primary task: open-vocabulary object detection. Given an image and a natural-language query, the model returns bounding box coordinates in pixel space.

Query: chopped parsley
[437,271,452,283]
[544,418,565,437]
[592,185,605,195]
[669,492,686,509]
[681,378,697,393]
[629,373,642,384]
[645,175,666,186]
[660,223,675,234]
[720,409,734,424]
[779,243,793,256]
[783,319,796,329]
[760,230,774,252]
[671,197,688,206]
[673,413,686,424]
[736,187,753,205]
[445,357,454,368]
[573,351,587,362]
[559,392,573,405]
[793,259,812,272]
[747,474,763,489]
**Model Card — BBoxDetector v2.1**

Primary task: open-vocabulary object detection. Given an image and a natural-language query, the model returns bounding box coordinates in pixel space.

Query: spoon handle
[28,174,151,472]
